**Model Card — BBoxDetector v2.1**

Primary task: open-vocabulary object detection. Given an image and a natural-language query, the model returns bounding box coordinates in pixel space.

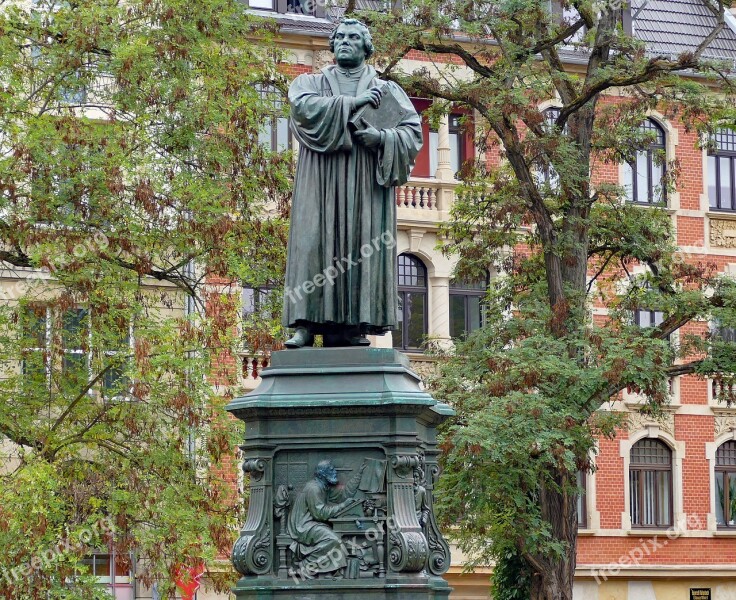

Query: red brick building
[234,1,736,599]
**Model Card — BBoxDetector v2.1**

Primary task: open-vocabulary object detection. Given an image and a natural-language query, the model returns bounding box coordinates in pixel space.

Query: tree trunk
[527,471,578,600]
[529,557,576,600]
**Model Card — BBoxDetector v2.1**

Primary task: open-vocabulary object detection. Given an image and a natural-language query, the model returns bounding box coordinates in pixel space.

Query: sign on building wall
[690,589,711,600]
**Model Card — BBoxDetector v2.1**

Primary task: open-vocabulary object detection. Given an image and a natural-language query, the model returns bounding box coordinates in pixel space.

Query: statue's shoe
[349,335,370,347]
[285,327,314,349]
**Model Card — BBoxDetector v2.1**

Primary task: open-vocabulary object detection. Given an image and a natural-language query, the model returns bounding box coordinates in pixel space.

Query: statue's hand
[353,118,382,148]
[354,85,383,110]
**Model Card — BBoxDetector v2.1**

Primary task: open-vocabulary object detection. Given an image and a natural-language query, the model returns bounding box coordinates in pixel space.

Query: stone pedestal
[226,348,454,600]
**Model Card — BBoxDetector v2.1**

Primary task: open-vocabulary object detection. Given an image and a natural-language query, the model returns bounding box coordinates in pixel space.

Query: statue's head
[413,467,425,486]
[329,18,374,68]
[315,460,339,486]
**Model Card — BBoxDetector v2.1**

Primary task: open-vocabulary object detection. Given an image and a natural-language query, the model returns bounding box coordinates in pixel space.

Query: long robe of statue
[282,64,423,337]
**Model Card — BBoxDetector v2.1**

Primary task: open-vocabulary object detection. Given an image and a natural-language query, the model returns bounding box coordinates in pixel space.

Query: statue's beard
[335,53,364,69]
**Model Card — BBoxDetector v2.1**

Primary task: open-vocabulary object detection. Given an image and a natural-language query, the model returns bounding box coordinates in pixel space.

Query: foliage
[490,548,533,600]
[352,0,736,597]
[0,0,291,597]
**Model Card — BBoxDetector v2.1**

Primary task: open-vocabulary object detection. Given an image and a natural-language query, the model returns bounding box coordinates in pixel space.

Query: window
[429,114,463,177]
[546,1,587,43]
[79,551,134,599]
[623,119,666,205]
[630,439,673,527]
[62,308,89,389]
[19,306,130,397]
[394,254,428,351]
[577,469,588,529]
[20,305,48,385]
[710,321,736,401]
[716,441,736,528]
[96,316,132,399]
[257,85,290,152]
[536,107,564,190]
[634,308,664,329]
[410,102,472,179]
[243,285,276,320]
[449,276,486,339]
[708,128,736,212]
[246,0,326,17]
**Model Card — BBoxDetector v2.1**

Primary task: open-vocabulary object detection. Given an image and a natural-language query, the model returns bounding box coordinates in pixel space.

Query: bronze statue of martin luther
[282,18,422,348]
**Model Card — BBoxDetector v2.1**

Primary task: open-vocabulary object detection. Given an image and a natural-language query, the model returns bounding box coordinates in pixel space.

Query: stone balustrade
[241,353,271,386]
[395,178,456,215]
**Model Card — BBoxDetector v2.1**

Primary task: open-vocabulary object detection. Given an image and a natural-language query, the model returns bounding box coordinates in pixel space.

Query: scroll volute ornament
[387,454,428,573]
[232,457,272,576]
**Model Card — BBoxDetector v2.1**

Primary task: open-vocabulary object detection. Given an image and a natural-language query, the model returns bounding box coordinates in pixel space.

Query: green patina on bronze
[282,19,422,347]
[227,348,454,599]
[227,19,451,599]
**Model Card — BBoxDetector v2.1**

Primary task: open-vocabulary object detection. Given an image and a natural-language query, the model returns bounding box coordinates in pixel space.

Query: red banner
[174,563,205,600]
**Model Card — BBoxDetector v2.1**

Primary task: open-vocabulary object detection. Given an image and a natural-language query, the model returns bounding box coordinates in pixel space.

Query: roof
[260,0,736,65]
[632,0,736,62]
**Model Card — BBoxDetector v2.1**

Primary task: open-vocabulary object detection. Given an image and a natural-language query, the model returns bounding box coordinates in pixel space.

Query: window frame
[629,438,674,529]
[394,254,428,352]
[708,320,736,403]
[536,106,566,190]
[708,128,736,212]
[20,304,50,385]
[19,305,132,398]
[448,276,487,340]
[634,308,664,329]
[577,469,588,529]
[624,119,667,206]
[242,285,277,321]
[256,84,291,152]
[716,441,736,529]
[78,549,134,589]
[246,0,326,17]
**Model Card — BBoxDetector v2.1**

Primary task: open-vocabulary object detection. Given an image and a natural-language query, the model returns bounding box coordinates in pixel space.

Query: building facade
[3,0,736,598]
[238,2,736,600]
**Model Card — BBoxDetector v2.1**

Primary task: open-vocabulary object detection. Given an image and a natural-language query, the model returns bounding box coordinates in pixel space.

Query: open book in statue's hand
[349,84,408,132]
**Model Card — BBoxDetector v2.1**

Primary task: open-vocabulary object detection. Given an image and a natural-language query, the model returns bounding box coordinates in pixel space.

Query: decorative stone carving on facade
[627,408,676,438]
[313,50,333,70]
[714,411,736,438]
[409,359,439,384]
[710,219,736,248]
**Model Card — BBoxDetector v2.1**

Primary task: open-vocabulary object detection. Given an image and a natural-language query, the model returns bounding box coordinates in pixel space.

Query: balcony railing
[242,353,271,381]
[395,179,456,214]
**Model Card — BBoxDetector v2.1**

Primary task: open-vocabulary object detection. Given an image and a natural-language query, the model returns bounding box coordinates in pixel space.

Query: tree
[0,0,291,597]
[357,1,736,598]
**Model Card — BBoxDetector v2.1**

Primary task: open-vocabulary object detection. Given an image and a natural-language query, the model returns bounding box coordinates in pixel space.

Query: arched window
[394,254,428,351]
[624,119,666,205]
[449,276,487,339]
[630,438,672,527]
[716,440,736,528]
[708,128,736,212]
